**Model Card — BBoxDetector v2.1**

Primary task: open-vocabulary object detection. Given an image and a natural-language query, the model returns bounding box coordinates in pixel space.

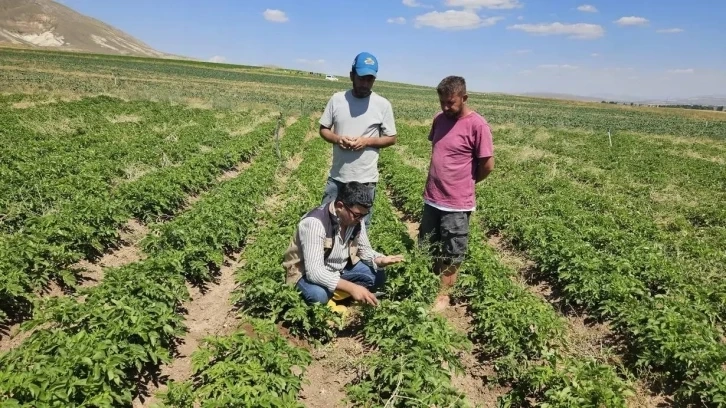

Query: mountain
[0,0,173,58]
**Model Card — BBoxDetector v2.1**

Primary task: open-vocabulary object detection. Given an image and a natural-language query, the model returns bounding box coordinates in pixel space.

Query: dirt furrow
[485,233,669,407]
[381,187,507,407]
[133,250,243,408]
[440,303,510,408]
[299,331,366,408]
[0,117,275,351]
[133,117,299,407]
[0,219,147,352]
[74,219,149,289]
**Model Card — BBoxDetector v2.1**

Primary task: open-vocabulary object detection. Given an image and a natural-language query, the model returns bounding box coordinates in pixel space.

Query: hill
[0,0,172,58]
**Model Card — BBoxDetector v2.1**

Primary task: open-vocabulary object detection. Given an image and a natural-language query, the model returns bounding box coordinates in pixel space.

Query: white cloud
[517,15,524,20]
[514,49,532,54]
[445,0,522,9]
[667,68,694,74]
[415,10,504,30]
[296,58,326,65]
[403,0,432,7]
[614,16,649,26]
[577,4,598,12]
[263,9,288,23]
[657,28,684,34]
[508,22,604,39]
[539,64,579,70]
[209,56,226,63]
[387,17,407,24]
[591,53,600,57]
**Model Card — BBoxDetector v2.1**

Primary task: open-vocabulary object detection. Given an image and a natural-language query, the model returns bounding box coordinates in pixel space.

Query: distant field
[0,47,724,408]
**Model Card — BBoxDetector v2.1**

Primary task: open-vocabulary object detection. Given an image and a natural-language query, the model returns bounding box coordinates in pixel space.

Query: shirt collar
[327,201,340,229]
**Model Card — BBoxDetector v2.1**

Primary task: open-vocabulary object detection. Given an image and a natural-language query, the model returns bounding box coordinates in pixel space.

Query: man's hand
[343,137,368,151]
[337,135,351,150]
[320,126,352,150]
[349,284,379,306]
[374,254,405,267]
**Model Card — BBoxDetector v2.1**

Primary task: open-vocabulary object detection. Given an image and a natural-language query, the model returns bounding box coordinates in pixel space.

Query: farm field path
[298,331,363,408]
[377,186,507,407]
[485,234,670,407]
[0,115,276,355]
[395,203,511,407]
[133,116,299,407]
[378,143,652,406]
[0,219,147,353]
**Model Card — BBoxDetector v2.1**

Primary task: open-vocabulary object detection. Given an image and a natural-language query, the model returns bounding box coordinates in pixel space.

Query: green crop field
[0,47,724,408]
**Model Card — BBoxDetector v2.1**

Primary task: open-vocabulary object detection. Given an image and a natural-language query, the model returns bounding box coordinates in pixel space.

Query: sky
[59,0,726,100]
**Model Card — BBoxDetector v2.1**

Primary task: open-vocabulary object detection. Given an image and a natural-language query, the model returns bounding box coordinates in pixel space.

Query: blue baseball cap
[352,52,378,77]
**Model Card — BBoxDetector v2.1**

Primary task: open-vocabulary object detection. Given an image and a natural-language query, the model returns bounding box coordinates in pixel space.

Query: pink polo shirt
[423,111,494,211]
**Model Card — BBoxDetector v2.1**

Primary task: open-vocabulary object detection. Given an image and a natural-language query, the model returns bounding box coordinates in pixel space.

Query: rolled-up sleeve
[298,217,339,292]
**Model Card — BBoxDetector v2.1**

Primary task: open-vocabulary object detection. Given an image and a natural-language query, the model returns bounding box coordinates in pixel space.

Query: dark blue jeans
[296,261,386,305]
[321,177,376,230]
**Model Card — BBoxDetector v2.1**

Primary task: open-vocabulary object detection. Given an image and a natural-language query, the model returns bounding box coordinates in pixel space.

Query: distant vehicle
[325,75,339,81]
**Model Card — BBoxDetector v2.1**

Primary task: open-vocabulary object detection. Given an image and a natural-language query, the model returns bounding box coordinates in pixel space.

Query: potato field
[0,48,724,407]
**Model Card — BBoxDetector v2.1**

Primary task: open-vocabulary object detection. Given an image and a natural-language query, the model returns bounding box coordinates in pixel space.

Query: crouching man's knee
[295,278,333,305]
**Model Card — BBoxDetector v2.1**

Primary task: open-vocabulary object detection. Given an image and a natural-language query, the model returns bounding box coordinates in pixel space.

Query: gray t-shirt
[319,89,397,183]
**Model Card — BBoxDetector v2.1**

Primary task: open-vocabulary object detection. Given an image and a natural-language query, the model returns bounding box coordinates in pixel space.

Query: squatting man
[282,181,404,312]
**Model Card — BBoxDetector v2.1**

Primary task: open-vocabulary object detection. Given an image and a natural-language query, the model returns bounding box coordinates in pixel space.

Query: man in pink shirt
[419,75,495,311]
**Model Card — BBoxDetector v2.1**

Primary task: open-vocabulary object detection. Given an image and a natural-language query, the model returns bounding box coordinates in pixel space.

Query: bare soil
[485,233,669,406]
[75,219,148,288]
[0,322,40,353]
[0,219,147,352]
[382,188,508,406]
[107,114,142,123]
[438,303,510,407]
[299,334,365,408]
[133,251,243,408]
[134,124,299,406]
[217,161,251,182]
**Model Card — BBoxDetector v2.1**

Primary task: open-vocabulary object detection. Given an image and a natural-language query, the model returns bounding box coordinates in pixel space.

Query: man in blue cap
[318,52,398,229]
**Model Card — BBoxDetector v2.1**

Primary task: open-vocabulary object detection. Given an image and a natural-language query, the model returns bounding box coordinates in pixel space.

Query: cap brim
[355,67,377,77]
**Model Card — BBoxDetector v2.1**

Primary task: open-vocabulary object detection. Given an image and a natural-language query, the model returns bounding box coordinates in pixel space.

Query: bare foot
[432,294,450,312]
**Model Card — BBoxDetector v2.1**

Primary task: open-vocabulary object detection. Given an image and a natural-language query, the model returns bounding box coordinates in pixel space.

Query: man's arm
[298,218,340,292]
[320,125,345,147]
[428,113,440,142]
[475,156,494,183]
[352,135,397,150]
[319,95,345,147]
[356,223,385,269]
[474,121,494,183]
